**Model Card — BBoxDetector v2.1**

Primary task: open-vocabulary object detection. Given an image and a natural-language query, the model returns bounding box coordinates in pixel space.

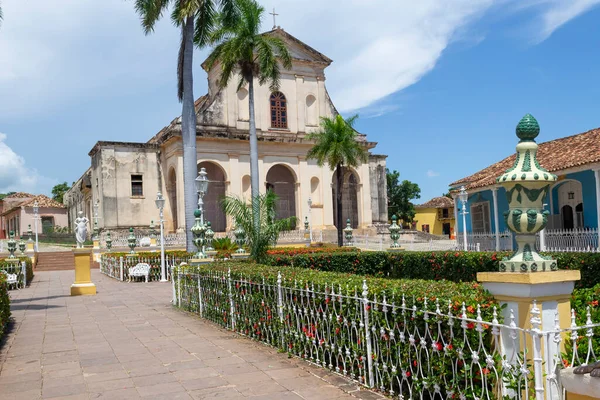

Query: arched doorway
[167,168,178,231]
[562,205,574,230]
[265,165,296,221]
[198,162,227,232]
[332,168,359,229]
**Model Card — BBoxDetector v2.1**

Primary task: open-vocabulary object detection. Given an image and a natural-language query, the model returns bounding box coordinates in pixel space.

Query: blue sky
[1,0,600,204]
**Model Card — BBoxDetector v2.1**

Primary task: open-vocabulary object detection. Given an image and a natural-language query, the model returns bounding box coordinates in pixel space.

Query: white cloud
[0,0,598,118]
[534,0,600,42]
[0,133,53,193]
[427,170,440,178]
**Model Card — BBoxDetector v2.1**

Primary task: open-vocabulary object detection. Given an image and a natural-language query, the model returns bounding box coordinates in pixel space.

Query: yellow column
[71,248,96,296]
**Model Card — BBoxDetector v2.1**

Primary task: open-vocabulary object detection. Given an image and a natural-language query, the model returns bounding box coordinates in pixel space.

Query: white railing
[100,253,192,282]
[456,230,514,252]
[173,266,600,400]
[538,228,599,253]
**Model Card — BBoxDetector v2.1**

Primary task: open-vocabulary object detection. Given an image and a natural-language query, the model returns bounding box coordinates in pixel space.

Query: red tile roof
[1,195,65,216]
[416,196,454,209]
[451,127,600,190]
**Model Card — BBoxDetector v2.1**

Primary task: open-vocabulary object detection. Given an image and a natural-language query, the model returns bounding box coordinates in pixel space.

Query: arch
[310,177,321,204]
[167,167,178,231]
[305,95,318,126]
[241,175,251,199]
[198,161,227,232]
[557,180,584,229]
[270,91,288,129]
[237,88,249,121]
[266,164,297,222]
[332,168,359,229]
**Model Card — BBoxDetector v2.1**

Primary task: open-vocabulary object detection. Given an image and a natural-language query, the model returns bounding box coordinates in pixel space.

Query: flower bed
[266,247,358,256]
[567,284,600,366]
[0,273,10,339]
[265,250,600,288]
[173,261,506,398]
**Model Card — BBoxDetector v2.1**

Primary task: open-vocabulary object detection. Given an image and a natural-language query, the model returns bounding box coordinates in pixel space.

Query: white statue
[75,211,89,248]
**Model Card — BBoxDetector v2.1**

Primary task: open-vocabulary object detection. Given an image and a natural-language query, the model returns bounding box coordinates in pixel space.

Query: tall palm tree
[205,0,292,234]
[133,0,236,252]
[0,1,3,27]
[307,115,369,247]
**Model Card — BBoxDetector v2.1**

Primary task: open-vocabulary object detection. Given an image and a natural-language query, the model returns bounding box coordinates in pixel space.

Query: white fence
[173,266,600,400]
[100,253,192,282]
[538,228,599,253]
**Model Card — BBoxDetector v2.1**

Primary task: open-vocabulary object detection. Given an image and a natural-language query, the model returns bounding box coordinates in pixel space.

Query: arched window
[305,95,317,126]
[270,92,287,129]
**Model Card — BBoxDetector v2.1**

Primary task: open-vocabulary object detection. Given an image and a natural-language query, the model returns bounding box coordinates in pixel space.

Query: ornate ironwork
[344,219,353,246]
[6,231,17,259]
[388,215,401,248]
[127,227,136,254]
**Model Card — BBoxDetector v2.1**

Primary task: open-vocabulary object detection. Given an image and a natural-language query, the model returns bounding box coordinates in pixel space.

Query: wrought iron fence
[456,230,514,252]
[172,265,600,399]
[100,253,192,282]
[0,261,27,289]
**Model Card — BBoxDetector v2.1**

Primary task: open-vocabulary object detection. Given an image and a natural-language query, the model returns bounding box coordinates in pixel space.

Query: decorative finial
[516,113,540,141]
[194,209,201,218]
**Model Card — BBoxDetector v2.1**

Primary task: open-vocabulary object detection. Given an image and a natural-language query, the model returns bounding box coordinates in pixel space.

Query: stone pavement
[0,270,384,400]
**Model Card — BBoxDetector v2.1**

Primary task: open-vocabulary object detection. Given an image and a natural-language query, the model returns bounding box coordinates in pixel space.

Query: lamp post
[155,192,167,282]
[458,186,469,252]
[307,197,313,243]
[194,167,209,256]
[33,201,39,252]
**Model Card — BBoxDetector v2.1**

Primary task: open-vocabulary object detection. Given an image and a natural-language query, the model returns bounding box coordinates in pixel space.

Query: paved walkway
[0,270,382,400]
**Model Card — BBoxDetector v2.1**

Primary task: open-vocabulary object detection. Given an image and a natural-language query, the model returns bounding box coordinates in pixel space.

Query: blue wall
[456,169,598,233]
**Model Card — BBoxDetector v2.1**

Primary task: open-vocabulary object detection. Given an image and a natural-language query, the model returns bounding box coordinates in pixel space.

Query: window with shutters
[470,201,491,233]
[270,92,288,129]
[131,175,143,197]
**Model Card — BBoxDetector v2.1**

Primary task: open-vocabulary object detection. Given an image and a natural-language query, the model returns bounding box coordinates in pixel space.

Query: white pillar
[595,169,600,249]
[492,187,500,251]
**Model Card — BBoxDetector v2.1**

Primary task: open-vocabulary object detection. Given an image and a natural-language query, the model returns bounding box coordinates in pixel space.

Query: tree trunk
[336,164,343,247]
[181,17,197,253]
[248,73,260,235]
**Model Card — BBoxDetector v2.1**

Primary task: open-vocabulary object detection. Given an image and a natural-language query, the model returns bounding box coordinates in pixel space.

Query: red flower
[434,342,443,351]
[455,252,460,257]
[413,360,418,367]
[467,322,475,330]
[406,371,411,377]
[591,300,599,307]
[447,344,453,350]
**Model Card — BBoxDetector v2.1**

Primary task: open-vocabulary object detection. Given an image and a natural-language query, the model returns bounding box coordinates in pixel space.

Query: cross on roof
[269,8,279,29]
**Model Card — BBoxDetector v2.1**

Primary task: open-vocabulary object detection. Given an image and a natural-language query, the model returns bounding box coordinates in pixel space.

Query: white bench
[128,263,150,283]
[1,270,19,290]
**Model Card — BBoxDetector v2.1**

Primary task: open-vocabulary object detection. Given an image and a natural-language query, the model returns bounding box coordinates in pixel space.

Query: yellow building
[414,196,455,237]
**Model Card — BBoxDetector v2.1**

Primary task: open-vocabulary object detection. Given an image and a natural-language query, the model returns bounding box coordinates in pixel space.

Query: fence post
[361,280,374,388]
[177,267,181,307]
[277,272,284,347]
[171,265,177,304]
[197,273,203,318]
[530,301,545,400]
[227,268,235,330]
[119,257,124,281]
[476,243,481,252]
[21,261,26,288]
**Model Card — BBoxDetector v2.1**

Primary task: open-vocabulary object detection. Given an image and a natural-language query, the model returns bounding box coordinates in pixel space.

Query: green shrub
[567,285,600,367]
[265,250,600,288]
[0,274,10,339]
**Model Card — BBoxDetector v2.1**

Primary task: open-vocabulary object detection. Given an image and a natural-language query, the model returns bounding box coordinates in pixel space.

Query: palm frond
[193,0,217,47]
[134,0,170,34]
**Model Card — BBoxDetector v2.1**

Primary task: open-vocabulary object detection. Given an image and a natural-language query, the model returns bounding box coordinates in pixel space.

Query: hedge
[265,251,600,289]
[174,261,503,398]
[0,274,10,339]
[266,247,358,256]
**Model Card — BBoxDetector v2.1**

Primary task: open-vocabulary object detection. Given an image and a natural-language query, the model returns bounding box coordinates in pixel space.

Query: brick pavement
[0,270,384,400]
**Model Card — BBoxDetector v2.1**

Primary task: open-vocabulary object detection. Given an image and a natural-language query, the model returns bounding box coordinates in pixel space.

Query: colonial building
[414,196,455,237]
[1,193,67,238]
[450,126,600,238]
[64,28,388,235]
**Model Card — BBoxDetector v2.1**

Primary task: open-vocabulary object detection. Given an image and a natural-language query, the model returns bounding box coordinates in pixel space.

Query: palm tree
[307,115,369,247]
[0,1,3,27]
[133,0,236,252]
[205,0,292,235]
[222,191,295,263]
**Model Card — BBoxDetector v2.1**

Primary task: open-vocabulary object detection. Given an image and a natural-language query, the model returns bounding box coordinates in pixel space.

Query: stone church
[64,28,388,235]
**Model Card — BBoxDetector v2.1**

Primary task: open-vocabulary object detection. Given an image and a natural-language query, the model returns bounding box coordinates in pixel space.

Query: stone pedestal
[71,249,96,296]
[478,270,580,347]
[231,253,249,260]
[150,237,157,247]
[560,369,600,399]
[92,248,102,263]
[93,239,100,250]
[26,242,34,252]
[189,258,213,266]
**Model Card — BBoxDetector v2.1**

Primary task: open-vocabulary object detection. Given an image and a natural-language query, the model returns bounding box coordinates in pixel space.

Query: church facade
[64,29,388,235]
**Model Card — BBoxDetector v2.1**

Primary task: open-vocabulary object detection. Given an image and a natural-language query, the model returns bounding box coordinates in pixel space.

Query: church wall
[93,145,161,230]
[369,155,389,224]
